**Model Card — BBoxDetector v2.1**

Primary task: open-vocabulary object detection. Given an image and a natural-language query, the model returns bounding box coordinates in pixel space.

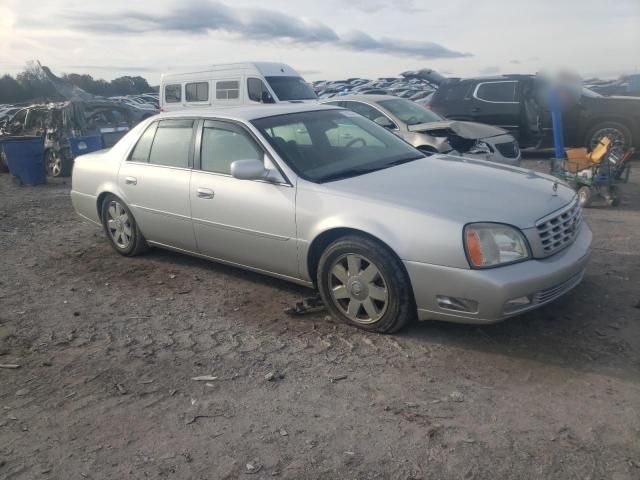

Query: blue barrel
[69,135,103,158]
[1,136,46,186]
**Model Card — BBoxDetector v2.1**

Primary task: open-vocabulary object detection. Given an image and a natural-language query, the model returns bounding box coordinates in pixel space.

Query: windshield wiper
[319,156,424,183]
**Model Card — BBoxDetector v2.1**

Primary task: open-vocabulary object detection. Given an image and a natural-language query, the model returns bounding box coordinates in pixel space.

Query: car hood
[407,120,508,139]
[317,155,575,229]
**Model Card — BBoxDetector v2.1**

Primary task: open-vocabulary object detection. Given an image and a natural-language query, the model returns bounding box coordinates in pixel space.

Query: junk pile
[0,64,157,183]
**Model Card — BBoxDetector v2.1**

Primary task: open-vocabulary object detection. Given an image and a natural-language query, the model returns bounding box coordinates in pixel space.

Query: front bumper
[404,223,592,324]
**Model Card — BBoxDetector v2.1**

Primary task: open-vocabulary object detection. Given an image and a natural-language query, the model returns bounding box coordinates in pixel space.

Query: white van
[160,62,317,112]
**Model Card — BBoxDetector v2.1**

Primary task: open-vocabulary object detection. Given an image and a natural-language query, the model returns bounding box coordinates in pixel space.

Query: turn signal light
[465,229,483,267]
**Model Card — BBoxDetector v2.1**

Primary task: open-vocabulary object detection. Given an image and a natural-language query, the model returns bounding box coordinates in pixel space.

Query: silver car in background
[71,104,590,333]
[323,95,521,165]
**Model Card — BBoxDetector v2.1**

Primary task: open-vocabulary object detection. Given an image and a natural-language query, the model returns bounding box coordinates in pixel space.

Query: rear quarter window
[441,83,472,101]
[475,82,518,102]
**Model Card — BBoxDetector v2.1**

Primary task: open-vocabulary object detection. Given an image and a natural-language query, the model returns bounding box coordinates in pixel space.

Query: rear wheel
[45,149,72,177]
[586,122,632,158]
[100,194,149,256]
[317,235,415,333]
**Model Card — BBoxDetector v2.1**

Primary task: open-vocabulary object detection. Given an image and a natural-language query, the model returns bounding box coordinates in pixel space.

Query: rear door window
[216,81,240,100]
[475,81,518,102]
[164,84,182,103]
[185,82,209,102]
[148,119,194,168]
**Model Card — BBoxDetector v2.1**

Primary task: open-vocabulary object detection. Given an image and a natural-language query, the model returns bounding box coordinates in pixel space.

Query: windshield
[252,109,424,183]
[582,87,602,98]
[378,98,444,125]
[265,76,318,101]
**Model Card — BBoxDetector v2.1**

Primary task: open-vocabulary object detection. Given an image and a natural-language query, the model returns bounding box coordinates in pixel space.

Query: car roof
[320,94,399,103]
[157,102,340,122]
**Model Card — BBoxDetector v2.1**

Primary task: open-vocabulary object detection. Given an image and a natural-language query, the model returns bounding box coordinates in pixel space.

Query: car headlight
[467,140,492,155]
[464,223,530,268]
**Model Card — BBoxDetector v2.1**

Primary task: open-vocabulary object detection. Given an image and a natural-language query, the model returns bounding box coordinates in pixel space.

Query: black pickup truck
[424,73,640,152]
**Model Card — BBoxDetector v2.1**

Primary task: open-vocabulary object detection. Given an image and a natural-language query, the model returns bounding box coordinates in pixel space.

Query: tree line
[0,63,156,104]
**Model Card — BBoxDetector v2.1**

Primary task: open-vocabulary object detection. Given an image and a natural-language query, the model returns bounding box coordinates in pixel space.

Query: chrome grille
[535,200,582,256]
[533,271,584,305]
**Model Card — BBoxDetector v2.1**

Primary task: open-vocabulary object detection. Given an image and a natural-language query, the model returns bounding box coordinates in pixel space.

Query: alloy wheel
[328,253,389,324]
[106,200,133,249]
[46,151,62,177]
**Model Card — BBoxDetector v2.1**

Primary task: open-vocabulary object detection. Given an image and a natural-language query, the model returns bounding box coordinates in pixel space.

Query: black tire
[0,150,8,173]
[577,186,593,208]
[586,122,632,156]
[317,235,415,333]
[100,194,149,256]
[45,149,73,178]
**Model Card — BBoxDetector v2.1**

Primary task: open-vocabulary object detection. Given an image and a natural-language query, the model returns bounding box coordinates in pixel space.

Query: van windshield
[265,76,318,101]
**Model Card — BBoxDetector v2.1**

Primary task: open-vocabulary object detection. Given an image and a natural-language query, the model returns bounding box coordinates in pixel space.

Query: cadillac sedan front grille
[535,199,582,256]
[533,270,584,305]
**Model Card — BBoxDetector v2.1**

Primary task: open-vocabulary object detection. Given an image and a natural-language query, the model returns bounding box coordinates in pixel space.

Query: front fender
[296,187,470,281]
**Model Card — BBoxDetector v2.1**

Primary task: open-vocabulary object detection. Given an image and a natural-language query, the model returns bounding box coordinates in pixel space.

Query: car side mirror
[374,116,394,129]
[231,159,284,183]
[261,91,275,104]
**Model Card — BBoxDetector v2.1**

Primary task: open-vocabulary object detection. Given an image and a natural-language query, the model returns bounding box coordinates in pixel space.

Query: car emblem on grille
[552,181,558,196]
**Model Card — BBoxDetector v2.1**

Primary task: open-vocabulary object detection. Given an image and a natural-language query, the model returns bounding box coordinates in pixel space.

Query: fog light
[504,296,532,314]
[437,295,479,313]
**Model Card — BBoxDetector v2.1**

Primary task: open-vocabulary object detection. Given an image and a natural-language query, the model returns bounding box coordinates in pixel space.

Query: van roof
[161,62,301,81]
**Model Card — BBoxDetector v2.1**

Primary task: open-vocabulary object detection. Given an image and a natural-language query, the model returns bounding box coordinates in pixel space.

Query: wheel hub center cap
[348,278,368,300]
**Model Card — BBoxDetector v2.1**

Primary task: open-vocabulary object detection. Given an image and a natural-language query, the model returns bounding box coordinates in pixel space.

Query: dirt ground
[1,155,639,479]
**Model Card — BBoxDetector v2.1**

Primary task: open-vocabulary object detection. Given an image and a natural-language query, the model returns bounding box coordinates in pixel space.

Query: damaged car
[0,64,158,177]
[323,95,520,164]
[0,101,150,177]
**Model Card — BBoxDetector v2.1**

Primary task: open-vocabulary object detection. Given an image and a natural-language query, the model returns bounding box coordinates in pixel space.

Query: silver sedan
[71,104,591,333]
[322,95,521,165]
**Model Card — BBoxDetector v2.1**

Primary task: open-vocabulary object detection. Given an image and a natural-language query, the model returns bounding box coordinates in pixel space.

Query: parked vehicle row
[71,104,592,333]
[313,76,434,101]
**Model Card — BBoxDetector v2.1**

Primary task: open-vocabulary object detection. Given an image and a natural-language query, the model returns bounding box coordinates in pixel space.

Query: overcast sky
[1,0,639,84]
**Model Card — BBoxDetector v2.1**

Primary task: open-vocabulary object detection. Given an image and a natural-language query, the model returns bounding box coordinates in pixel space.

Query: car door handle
[196,188,215,199]
[471,107,481,113]
[124,176,137,185]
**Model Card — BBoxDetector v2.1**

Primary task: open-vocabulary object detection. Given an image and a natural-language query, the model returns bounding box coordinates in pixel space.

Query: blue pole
[550,92,565,159]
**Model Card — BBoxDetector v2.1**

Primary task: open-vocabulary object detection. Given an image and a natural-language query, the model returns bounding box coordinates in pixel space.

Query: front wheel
[317,235,415,333]
[100,194,149,256]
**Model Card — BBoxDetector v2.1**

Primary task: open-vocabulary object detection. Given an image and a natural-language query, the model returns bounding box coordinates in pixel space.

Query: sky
[0,0,639,84]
